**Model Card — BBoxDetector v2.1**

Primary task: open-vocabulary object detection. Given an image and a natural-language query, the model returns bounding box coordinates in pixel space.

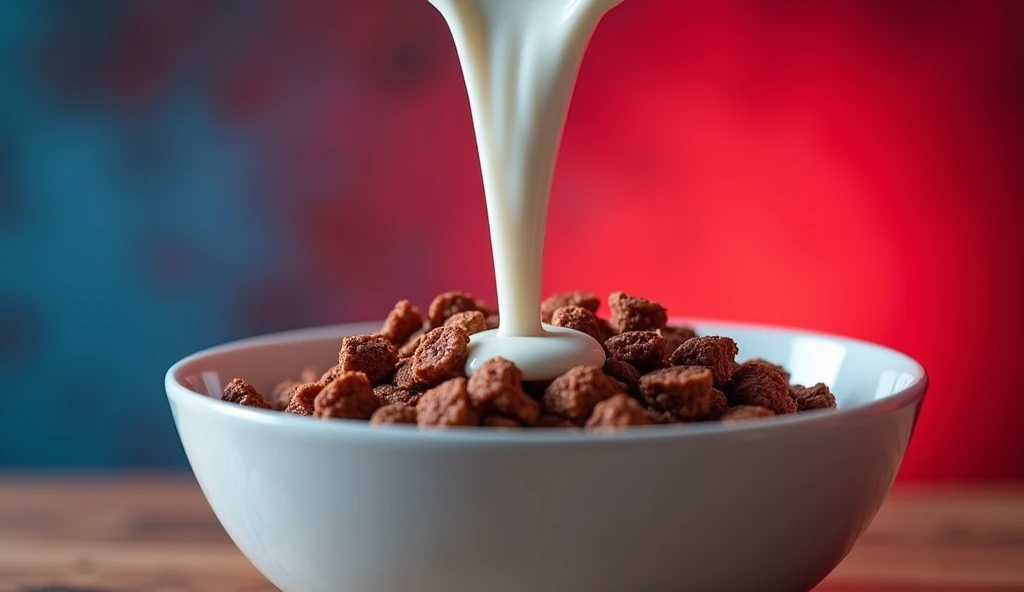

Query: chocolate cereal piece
[427,291,482,328]
[379,299,424,345]
[394,357,428,392]
[725,361,797,415]
[608,291,667,333]
[485,313,500,330]
[604,331,667,373]
[721,405,775,423]
[639,366,713,421]
[668,336,739,386]
[550,305,602,342]
[284,382,325,415]
[221,378,270,409]
[481,415,522,429]
[585,394,655,430]
[659,325,697,358]
[374,384,420,406]
[412,325,470,386]
[542,366,623,424]
[416,378,480,427]
[748,358,792,383]
[313,372,379,420]
[444,310,488,336]
[320,363,344,384]
[605,376,630,396]
[397,332,425,359]
[238,394,270,409]
[369,402,417,425]
[790,383,837,411]
[596,317,617,342]
[701,388,729,421]
[339,334,398,385]
[602,359,641,397]
[466,357,540,425]
[541,291,600,323]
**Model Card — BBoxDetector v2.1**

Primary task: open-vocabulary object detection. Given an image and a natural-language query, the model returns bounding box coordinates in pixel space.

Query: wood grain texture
[0,476,1022,592]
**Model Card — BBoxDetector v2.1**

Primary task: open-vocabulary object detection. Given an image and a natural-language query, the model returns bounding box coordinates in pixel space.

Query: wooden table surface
[0,476,1021,592]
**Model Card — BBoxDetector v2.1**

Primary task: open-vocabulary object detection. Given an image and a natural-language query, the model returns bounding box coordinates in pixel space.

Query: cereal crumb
[370,402,417,425]
[379,300,424,345]
[466,357,540,425]
[722,405,775,423]
[791,383,837,411]
[602,359,641,397]
[427,291,482,328]
[724,361,797,415]
[659,325,697,358]
[604,331,666,372]
[444,310,488,336]
[416,378,480,427]
[551,305,602,342]
[541,291,600,323]
[585,394,655,430]
[701,388,729,421]
[284,382,324,415]
[609,291,667,333]
[639,366,713,421]
[339,334,398,385]
[481,415,522,429]
[668,336,739,386]
[542,366,623,423]
[313,372,379,420]
[221,378,270,409]
[373,384,420,406]
[412,325,471,386]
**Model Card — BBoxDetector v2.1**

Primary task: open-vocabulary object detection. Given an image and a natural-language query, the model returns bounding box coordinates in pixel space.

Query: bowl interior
[170,319,924,416]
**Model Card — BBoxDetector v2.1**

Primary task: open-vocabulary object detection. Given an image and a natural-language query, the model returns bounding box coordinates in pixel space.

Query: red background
[306,0,1023,480]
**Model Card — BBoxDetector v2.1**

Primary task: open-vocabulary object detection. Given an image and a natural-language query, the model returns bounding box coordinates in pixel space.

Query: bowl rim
[165,318,929,444]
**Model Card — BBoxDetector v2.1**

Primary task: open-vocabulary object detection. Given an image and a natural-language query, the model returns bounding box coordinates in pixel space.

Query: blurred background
[0,0,1021,479]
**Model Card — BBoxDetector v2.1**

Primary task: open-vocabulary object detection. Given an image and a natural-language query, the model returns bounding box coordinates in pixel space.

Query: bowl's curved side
[168,389,921,592]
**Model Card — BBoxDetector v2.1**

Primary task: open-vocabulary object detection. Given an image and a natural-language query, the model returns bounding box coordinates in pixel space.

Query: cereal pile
[220,291,836,430]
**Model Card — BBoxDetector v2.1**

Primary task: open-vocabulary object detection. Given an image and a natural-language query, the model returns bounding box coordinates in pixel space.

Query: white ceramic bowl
[165,320,927,592]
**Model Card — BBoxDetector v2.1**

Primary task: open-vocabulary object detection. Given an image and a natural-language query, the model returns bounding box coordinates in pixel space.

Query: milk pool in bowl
[165,319,927,592]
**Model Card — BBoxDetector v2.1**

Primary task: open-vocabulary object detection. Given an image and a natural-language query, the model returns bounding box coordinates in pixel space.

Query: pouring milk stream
[427,0,625,380]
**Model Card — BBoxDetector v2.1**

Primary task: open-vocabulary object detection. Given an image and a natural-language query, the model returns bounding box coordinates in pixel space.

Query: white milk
[427,0,623,380]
